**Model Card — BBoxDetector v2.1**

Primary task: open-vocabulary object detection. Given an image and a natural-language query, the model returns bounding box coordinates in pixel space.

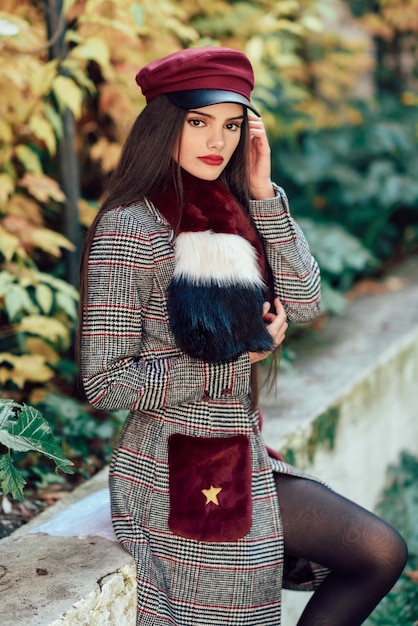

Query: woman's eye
[226,123,241,132]
[188,118,205,127]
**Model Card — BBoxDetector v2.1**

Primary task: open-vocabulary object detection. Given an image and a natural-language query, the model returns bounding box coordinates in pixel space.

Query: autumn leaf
[52,74,83,117]
[90,137,121,173]
[18,172,66,203]
[17,315,70,346]
[35,283,54,315]
[15,145,43,175]
[30,59,59,98]
[5,194,43,226]
[26,337,60,364]
[2,215,74,256]
[71,36,111,69]
[0,353,55,387]
[98,83,136,126]
[0,224,25,262]
[31,227,75,256]
[28,112,57,155]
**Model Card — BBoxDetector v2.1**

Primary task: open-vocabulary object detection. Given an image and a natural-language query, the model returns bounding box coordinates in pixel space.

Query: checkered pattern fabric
[81,185,326,625]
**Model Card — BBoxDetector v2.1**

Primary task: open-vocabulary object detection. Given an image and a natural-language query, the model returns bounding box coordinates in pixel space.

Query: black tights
[275,474,408,626]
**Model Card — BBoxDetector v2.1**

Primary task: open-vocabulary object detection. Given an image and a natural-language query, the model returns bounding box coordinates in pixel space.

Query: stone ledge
[0,469,136,626]
[2,255,418,625]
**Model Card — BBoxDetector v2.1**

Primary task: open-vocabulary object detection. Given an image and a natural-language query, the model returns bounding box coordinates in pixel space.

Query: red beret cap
[136,47,260,115]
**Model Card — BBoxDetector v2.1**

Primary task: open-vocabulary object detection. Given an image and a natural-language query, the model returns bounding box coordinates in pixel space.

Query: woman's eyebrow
[188,110,245,122]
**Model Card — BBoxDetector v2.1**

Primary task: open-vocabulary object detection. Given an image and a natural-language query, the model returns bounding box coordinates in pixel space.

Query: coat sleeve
[80,207,251,412]
[249,184,321,323]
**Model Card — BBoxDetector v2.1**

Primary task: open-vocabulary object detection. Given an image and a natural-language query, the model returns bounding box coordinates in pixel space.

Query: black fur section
[167,279,273,363]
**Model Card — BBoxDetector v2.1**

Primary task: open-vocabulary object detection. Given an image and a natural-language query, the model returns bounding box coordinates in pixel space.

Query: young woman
[79,47,407,625]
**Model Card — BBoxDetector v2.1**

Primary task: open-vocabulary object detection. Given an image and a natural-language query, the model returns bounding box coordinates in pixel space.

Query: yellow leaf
[14,145,43,174]
[0,143,13,169]
[71,36,111,68]
[30,59,59,98]
[35,283,54,314]
[31,227,75,256]
[28,113,57,155]
[26,337,60,364]
[19,172,65,203]
[52,75,83,117]
[0,224,24,262]
[0,353,54,388]
[63,0,78,14]
[3,214,74,256]
[17,315,70,346]
[0,118,13,143]
[0,173,15,207]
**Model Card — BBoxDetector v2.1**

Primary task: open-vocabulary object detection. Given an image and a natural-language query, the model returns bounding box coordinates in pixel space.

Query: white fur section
[173,231,264,285]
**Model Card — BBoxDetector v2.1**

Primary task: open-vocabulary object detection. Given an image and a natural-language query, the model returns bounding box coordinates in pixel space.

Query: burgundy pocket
[167,433,252,542]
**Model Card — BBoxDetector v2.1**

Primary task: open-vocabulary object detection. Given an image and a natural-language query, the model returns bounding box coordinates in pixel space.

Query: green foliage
[365,452,418,625]
[270,96,418,298]
[33,394,126,474]
[0,398,74,501]
[296,217,376,312]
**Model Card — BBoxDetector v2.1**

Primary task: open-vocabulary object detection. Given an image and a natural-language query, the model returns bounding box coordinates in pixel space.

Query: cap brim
[168,89,261,117]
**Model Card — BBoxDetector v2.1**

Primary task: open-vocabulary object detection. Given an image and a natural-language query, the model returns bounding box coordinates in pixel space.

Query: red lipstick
[198,155,224,166]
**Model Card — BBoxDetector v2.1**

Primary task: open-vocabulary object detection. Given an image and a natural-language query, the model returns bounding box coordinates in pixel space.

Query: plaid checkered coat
[81,185,327,625]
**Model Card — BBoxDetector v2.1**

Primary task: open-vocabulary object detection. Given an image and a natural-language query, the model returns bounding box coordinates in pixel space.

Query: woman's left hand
[248,298,288,364]
[247,114,275,200]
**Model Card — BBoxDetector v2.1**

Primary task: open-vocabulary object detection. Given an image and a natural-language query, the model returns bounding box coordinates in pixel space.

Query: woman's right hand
[249,298,288,364]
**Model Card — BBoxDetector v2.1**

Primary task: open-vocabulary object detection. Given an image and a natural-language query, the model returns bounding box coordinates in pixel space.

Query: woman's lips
[198,155,224,166]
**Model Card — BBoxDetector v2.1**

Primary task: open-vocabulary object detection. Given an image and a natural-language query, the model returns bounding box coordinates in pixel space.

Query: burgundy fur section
[167,433,252,542]
[151,170,269,280]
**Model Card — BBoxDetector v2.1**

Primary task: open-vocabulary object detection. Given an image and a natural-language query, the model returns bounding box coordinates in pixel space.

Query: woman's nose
[207,128,224,150]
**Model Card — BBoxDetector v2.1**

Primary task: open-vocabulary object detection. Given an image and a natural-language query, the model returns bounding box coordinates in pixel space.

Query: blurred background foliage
[0,0,418,489]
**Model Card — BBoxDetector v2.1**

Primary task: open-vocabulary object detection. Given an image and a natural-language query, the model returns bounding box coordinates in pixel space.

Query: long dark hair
[77,95,277,401]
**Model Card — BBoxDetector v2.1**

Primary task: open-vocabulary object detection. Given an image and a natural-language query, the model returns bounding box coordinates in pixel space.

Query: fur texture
[152,171,273,362]
[167,433,252,542]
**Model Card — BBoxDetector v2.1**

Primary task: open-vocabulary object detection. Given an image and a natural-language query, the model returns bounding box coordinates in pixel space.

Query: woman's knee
[380,523,408,576]
[356,516,408,584]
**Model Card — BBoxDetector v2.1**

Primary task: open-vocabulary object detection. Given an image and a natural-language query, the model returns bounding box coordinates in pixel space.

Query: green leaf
[0,402,74,474]
[320,281,347,315]
[0,454,27,502]
[4,284,38,321]
[36,272,79,300]
[0,270,14,295]
[0,399,15,429]
[56,290,78,319]
[298,218,376,276]
[43,102,64,139]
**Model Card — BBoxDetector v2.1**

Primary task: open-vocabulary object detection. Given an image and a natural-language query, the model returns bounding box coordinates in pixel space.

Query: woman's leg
[275,474,408,626]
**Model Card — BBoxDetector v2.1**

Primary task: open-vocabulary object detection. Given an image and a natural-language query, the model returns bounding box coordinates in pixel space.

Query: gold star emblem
[201,485,222,506]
